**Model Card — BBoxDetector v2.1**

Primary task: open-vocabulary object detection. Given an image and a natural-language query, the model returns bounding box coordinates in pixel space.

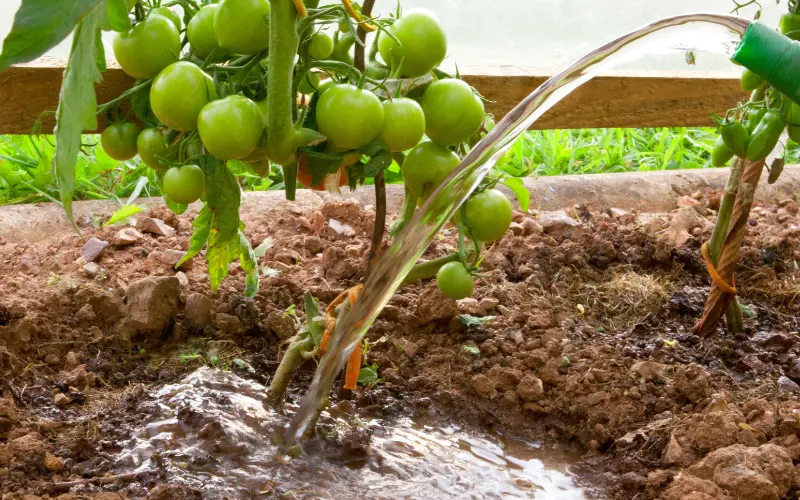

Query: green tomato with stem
[378,98,426,152]
[297,71,321,94]
[744,107,767,133]
[780,11,800,40]
[198,95,264,160]
[402,141,460,198]
[113,15,180,79]
[720,120,749,158]
[463,189,513,242]
[151,7,181,31]
[150,61,216,132]
[436,261,474,300]
[163,164,206,204]
[316,84,384,150]
[101,122,140,161]
[710,136,734,167]
[137,128,173,170]
[421,79,485,146]
[215,0,270,55]
[746,110,784,161]
[188,5,229,60]
[378,8,447,78]
[740,69,765,92]
[307,32,334,59]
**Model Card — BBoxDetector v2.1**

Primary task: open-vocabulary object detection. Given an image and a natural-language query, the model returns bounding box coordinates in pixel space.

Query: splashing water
[287,13,751,441]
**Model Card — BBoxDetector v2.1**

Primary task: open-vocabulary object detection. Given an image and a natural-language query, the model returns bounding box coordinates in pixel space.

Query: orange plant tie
[343,340,363,390]
[340,0,377,31]
[292,0,308,18]
[319,284,364,354]
[701,242,737,296]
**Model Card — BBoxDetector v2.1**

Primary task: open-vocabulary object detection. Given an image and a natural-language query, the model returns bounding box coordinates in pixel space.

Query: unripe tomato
[101,122,140,161]
[436,262,473,300]
[740,69,764,92]
[744,108,767,133]
[402,141,460,198]
[780,11,800,40]
[198,95,264,160]
[163,164,206,204]
[421,79,485,146]
[137,128,172,170]
[113,15,180,78]
[298,71,321,94]
[151,7,181,31]
[316,84,384,150]
[746,110,784,161]
[307,32,334,59]
[710,136,734,167]
[720,121,749,158]
[150,61,216,132]
[378,98,425,152]
[215,0,271,55]
[188,5,228,60]
[463,189,513,242]
[378,8,447,78]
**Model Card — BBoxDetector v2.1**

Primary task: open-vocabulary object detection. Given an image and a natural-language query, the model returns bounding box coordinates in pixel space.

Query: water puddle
[116,368,586,499]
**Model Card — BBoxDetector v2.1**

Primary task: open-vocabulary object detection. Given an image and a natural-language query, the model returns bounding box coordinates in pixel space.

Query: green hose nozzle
[733,21,800,104]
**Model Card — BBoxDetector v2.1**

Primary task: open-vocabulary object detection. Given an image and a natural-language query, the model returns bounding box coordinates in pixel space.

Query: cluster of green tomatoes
[713,8,800,169]
[100,0,514,300]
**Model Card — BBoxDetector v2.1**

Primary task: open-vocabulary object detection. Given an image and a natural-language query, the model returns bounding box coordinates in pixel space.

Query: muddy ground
[0,188,799,499]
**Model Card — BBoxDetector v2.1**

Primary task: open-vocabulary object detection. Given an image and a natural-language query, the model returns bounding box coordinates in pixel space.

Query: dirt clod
[185,293,214,328]
[121,276,181,338]
[266,311,296,340]
[416,284,457,324]
[81,237,108,263]
[136,217,176,237]
[675,364,712,403]
[113,227,143,246]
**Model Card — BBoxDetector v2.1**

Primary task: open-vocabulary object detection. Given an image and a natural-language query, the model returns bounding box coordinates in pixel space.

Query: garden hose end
[733,21,800,104]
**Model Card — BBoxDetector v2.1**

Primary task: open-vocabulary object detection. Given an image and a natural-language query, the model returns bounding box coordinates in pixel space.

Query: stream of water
[287,13,752,440]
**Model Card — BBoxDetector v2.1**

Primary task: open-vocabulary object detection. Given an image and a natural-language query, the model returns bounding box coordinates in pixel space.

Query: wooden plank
[0,58,747,134]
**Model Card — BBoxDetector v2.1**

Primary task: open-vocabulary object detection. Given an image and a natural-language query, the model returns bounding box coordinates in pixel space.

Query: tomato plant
[113,14,180,79]
[316,84,385,149]
[463,189,513,242]
[421,79,486,146]
[137,128,172,170]
[163,164,206,204]
[378,8,447,78]
[150,61,216,132]
[215,0,271,55]
[378,98,426,152]
[197,95,264,160]
[402,141,460,199]
[188,5,227,60]
[101,122,140,161]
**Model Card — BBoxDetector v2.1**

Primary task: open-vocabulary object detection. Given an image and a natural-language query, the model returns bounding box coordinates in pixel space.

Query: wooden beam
[0,58,746,135]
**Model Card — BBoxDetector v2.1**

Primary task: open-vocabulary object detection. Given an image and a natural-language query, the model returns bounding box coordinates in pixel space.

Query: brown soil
[0,190,799,499]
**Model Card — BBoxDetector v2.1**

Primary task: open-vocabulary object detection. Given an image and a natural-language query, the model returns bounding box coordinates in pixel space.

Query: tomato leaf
[357,363,381,387]
[0,0,103,72]
[502,177,530,213]
[103,204,142,226]
[53,5,104,225]
[105,0,132,32]
[94,29,106,72]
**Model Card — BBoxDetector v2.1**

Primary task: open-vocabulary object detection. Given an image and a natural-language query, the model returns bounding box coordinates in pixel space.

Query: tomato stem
[401,252,460,285]
[267,0,301,168]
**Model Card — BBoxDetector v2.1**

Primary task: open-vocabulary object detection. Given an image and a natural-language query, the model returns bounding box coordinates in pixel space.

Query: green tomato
[378,98,425,152]
[787,124,800,143]
[780,11,800,40]
[365,62,390,81]
[710,136,734,167]
[463,189,513,242]
[421,79,485,146]
[378,8,447,78]
[151,7,181,31]
[740,69,764,92]
[307,32,334,59]
[137,128,172,170]
[188,5,229,60]
[215,0,270,55]
[744,108,767,133]
[198,95,264,160]
[720,121,749,158]
[402,141,460,198]
[113,15,180,78]
[316,84,384,150]
[101,122,140,161]
[163,164,206,204]
[436,262,473,300]
[150,61,216,132]
[746,110,784,161]
[298,71,321,94]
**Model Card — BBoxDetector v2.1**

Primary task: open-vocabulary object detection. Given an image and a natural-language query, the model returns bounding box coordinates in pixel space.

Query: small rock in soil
[82,262,101,277]
[58,365,97,389]
[488,365,523,392]
[416,284,458,324]
[185,293,214,327]
[43,452,65,472]
[159,249,193,270]
[266,311,296,340]
[322,246,356,280]
[778,376,800,394]
[674,363,712,403]
[54,393,71,407]
[20,251,41,274]
[64,351,80,370]
[147,485,204,500]
[121,276,181,338]
[586,391,609,406]
[214,313,245,335]
[521,218,543,235]
[0,303,10,326]
[0,398,19,438]
[661,473,727,500]
[662,206,703,248]
[113,227,143,246]
[136,217,176,237]
[538,211,579,234]
[662,433,686,466]
[80,237,108,262]
[176,271,189,287]
[8,433,46,469]
[516,374,544,402]
[509,222,524,236]
[472,374,497,399]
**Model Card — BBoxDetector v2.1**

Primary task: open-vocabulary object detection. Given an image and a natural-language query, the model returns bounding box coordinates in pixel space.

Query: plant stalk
[265,335,315,407]
[402,252,460,285]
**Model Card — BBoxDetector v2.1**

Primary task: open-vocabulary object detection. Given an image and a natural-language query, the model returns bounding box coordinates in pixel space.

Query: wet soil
[0,189,799,499]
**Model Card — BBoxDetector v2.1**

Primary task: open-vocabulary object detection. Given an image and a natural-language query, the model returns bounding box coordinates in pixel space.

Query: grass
[0,127,795,206]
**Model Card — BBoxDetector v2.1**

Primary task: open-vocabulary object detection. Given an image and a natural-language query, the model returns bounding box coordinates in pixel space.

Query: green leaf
[303,292,325,348]
[502,177,530,213]
[94,29,106,72]
[232,358,256,374]
[459,314,496,328]
[53,5,104,224]
[105,0,132,32]
[103,204,142,226]
[460,344,480,356]
[357,363,381,387]
[178,205,212,266]
[0,0,103,72]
